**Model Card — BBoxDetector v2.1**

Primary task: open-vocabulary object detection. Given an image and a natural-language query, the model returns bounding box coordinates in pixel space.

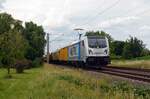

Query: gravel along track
[100,66,150,83]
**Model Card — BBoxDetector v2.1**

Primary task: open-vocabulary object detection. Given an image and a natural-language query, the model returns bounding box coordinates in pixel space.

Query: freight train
[49,36,110,68]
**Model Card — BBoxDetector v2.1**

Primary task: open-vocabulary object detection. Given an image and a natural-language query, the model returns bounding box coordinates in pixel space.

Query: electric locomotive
[50,36,110,68]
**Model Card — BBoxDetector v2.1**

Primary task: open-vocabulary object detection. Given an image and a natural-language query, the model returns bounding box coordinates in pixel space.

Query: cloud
[99,16,139,28]
[140,25,150,30]
[2,0,70,27]
[0,0,5,9]
[1,0,150,50]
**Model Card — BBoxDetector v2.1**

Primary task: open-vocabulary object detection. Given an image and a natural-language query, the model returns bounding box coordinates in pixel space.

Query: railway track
[49,63,150,83]
[100,66,150,83]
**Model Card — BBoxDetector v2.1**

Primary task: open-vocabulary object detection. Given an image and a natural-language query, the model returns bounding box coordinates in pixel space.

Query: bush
[14,59,32,73]
[14,58,43,71]
[0,61,2,68]
[31,58,43,67]
[110,55,122,60]
[111,41,125,56]
[16,66,24,73]
[15,60,25,73]
[123,36,144,59]
[141,48,150,56]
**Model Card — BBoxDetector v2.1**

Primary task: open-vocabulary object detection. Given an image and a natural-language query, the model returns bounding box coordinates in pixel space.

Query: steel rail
[100,67,150,83]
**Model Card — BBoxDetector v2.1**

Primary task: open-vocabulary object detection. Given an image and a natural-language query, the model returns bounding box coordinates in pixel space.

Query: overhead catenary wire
[49,0,121,44]
[80,0,121,26]
[49,0,150,50]
[86,3,150,30]
[78,0,150,30]
[49,33,65,42]
[51,5,150,40]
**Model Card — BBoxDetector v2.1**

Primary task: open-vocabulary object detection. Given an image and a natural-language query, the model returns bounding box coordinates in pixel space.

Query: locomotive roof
[87,35,106,38]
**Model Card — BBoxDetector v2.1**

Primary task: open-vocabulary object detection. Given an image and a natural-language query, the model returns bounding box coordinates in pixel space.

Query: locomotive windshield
[88,37,107,48]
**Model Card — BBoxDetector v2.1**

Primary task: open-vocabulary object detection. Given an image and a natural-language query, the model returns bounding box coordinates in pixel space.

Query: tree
[23,22,46,62]
[111,41,125,56]
[0,13,27,75]
[123,36,145,59]
[0,30,27,74]
[0,13,46,75]
[141,48,150,56]
[0,32,14,74]
[85,31,113,43]
[0,13,16,75]
[0,13,14,34]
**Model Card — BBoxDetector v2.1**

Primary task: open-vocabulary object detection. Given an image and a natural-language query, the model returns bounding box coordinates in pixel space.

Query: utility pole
[47,33,50,63]
[74,28,84,40]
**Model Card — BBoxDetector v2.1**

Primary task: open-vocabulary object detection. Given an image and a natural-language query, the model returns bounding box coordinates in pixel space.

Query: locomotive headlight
[104,49,108,54]
[88,49,93,54]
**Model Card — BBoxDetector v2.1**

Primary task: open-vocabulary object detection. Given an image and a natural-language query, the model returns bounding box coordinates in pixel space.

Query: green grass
[133,55,150,60]
[0,64,150,99]
[111,60,150,69]
[110,55,150,69]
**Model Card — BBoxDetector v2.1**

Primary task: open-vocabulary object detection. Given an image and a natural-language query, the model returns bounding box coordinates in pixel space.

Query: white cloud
[1,0,150,50]
[140,25,150,30]
[2,0,71,27]
[0,0,5,9]
[99,16,139,28]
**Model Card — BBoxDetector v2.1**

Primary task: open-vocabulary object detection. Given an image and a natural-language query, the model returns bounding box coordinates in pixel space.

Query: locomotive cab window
[88,37,107,48]
[82,41,84,46]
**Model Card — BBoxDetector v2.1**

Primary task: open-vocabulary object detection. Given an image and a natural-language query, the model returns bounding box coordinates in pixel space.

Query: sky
[0,0,150,52]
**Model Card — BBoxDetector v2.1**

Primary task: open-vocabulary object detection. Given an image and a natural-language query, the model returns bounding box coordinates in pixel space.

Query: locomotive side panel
[80,40,88,63]
[68,42,80,61]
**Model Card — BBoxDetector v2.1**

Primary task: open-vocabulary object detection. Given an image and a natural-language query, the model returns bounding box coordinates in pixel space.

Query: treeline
[0,13,46,74]
[86,31,150,59]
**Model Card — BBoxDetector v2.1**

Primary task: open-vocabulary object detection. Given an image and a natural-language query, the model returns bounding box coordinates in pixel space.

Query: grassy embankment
[110,55,150,69]
[0,64,150,99]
